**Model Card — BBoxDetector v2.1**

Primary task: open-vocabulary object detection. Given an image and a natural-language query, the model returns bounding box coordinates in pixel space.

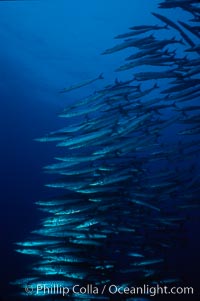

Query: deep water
[0,1,199,300]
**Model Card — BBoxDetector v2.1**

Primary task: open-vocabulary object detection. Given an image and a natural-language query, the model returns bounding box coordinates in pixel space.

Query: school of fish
[12,0,199,300]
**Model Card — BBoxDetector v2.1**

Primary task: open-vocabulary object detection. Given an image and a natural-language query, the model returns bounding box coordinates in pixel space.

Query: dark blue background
[0,1,199,300]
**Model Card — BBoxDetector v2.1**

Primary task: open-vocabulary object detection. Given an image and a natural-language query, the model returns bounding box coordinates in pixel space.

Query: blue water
[0,1,199,300]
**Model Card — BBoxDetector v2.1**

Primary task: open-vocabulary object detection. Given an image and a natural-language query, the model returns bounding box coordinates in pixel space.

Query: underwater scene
[0,0,200,300]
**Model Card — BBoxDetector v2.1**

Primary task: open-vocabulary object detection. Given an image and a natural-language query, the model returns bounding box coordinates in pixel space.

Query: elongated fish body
[102,35,155,54]
[15,240,62,247]
[178,127,200,135]
[59,73,104,93]
[59,102,106,118]
[57,128,112,148]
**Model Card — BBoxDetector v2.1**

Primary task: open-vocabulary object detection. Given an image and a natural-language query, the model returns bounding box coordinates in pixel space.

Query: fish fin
[181,110,188,117]
[118,105,129,116]
[174,71,184,79]
[179,38,185,45]
[115,77,120,85]
[154,83,159,89]
[99,73,104,80]
[155,109,162,115]
[163,49,169,55]
[137,83,141,92]
[172,102,178,108]
[124,94,129,101]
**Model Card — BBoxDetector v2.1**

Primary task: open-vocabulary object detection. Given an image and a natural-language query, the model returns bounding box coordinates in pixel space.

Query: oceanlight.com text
[24,283,194,297]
